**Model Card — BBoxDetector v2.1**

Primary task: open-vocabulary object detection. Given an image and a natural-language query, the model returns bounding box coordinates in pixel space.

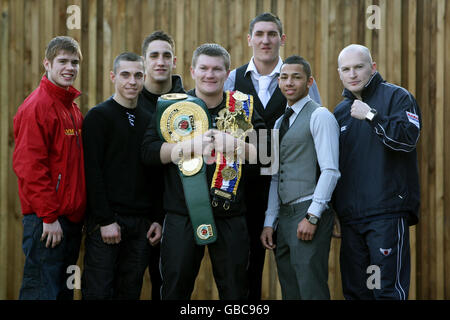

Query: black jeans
[160,213,250,300]
[19,213,82,300]
[81,215,151,299]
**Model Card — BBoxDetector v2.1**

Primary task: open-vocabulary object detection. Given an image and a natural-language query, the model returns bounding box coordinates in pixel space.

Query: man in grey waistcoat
[260,55,340,299]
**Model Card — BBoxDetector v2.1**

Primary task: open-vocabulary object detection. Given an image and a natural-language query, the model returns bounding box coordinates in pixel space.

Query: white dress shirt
[264,95,340,228]
[224,57,322,106]
[246,57,283,108]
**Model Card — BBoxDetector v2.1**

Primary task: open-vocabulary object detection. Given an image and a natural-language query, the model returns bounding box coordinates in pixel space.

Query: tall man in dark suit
[224,12,321,299]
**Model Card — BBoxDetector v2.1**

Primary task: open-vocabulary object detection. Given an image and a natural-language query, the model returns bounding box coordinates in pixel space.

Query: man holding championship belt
[142,43,265,300]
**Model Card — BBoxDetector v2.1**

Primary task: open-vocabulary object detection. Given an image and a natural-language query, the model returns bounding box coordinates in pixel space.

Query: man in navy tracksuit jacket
[333,44,421,300]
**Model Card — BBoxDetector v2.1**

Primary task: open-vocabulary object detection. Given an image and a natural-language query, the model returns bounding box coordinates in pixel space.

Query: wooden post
[0,0,10,300]
[407,0,417,300]
[435,0,445,300]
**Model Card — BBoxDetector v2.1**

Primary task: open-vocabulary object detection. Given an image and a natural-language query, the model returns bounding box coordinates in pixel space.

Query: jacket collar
[342,71,384,100]
[141,75,185,102]
[245,57,283,78]
[40,75,81,106]
[171,75,185,93]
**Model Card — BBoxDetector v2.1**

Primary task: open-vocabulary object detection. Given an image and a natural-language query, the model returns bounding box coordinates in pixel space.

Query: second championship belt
[210,91,254,210]
[156,93,217,245]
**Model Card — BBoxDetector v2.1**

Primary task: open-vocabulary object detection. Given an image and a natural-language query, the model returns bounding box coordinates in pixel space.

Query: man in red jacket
[13,36,86,300]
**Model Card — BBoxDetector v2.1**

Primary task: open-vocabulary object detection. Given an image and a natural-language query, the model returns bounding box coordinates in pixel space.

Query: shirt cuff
[264,211,278,228]
[42,214,58,224]
[307,200,328,219]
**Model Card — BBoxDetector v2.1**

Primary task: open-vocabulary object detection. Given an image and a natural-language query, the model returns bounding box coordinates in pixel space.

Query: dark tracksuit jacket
[333,71,421,226]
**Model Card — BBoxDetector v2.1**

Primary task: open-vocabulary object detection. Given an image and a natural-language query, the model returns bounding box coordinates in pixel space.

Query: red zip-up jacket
[13,75,86,224]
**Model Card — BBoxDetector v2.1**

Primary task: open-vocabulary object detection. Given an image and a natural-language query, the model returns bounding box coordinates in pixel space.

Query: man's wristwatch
[365,108,378,121]
[306,213,319,225]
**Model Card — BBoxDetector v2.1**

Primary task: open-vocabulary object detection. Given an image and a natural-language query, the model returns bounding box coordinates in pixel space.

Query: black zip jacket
[332,72,421,226]
[141,90,266,218]
[137,74,186,223]
[138,75,186,117]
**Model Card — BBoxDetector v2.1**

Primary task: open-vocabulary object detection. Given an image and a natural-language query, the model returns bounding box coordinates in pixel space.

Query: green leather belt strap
[178,165,217,245]
[156,93,217,245]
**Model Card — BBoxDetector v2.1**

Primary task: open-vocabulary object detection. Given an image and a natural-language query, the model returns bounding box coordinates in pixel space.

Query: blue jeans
[19,213,83,300]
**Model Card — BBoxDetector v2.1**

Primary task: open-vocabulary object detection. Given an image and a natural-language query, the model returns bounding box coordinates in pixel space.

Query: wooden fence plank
[67,0,82,95]
[444,0,450,299]
[435,0,445,300]
[87,0,97,109]
[174,0,185,85]
[0,0,10,300]
[428,0,438,300]
[319,0,329,107]
[102,0,113,101]
[406,0,417,300]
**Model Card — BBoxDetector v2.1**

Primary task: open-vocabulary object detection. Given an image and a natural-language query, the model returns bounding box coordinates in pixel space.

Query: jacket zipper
[56,173,62,192]
[68,112,80,147]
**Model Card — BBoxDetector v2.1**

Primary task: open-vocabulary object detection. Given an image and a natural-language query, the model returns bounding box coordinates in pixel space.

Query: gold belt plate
[160,101,210,143]
[178,155,203,176]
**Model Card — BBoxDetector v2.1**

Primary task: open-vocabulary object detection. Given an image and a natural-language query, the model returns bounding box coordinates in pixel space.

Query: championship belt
[156,93,217,245]
[210,91,253,210]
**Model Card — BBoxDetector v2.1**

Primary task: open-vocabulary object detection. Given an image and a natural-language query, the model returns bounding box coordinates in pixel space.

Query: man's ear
[280,34,286,46]
[110,71,116,83]
[43,58,50,72]
[307,76,314,88]
[172,56,177,69]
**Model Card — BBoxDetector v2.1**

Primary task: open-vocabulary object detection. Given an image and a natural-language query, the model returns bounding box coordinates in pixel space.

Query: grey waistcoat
[277,100,319,204]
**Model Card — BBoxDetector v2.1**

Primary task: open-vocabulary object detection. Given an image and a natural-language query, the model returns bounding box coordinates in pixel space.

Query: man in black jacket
[142,43,266,300]
[139,30,185,300]
[81,52,162,299]
[333,44,421,300]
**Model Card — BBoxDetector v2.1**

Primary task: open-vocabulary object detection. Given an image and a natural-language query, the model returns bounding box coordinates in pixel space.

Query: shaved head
[338,44,373,69]
[337,44,377,99]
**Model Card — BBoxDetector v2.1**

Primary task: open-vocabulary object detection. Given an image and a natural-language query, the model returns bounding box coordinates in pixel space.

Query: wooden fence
[1,0,449,300]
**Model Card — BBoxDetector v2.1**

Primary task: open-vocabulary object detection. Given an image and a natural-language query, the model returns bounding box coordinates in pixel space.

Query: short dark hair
[142,30,175,57]
[113,52,144,73]
[282,55,312,79]
[191,43,230,70]
[249,12,283,36]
